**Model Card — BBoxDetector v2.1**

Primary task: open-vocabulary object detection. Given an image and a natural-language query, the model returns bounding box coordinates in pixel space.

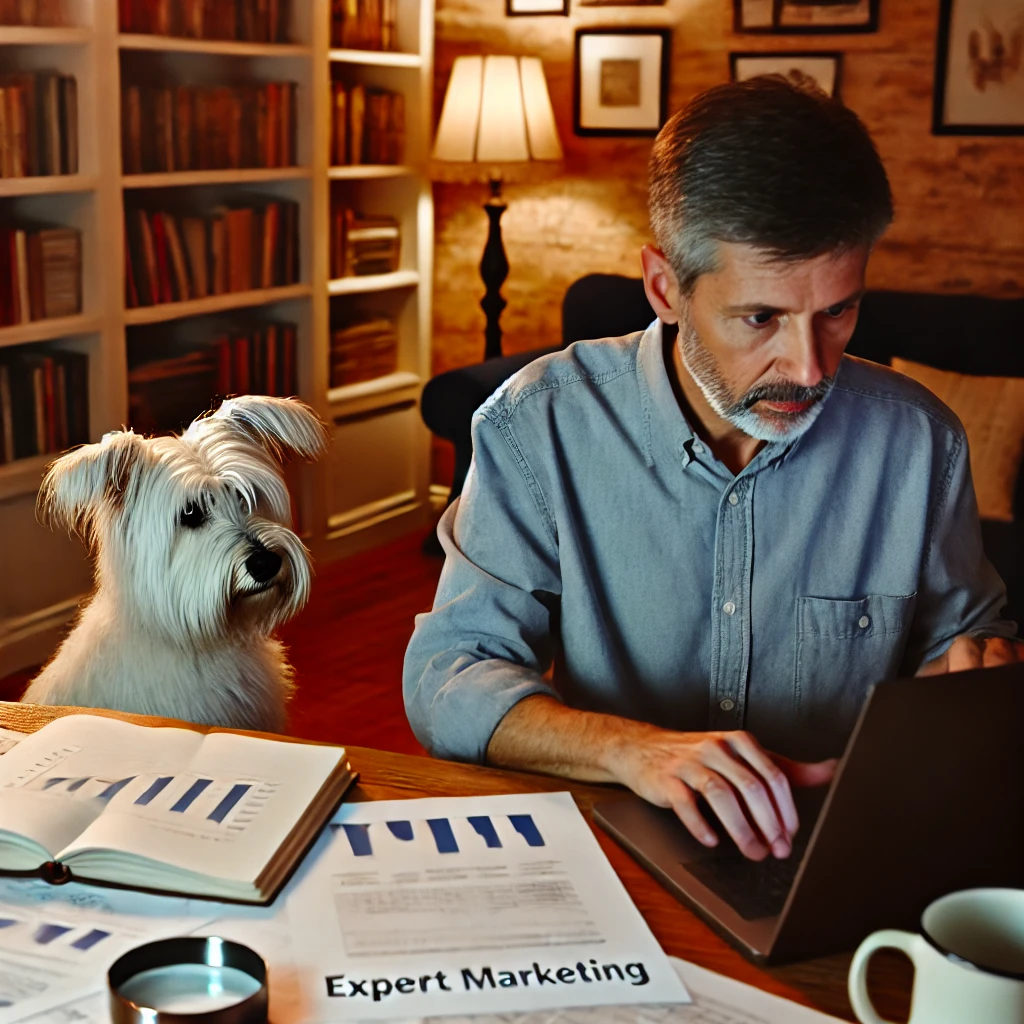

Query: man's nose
[776,318,825,388]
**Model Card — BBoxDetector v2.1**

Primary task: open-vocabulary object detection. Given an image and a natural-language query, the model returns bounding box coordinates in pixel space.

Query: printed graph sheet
[288,792,690,1021]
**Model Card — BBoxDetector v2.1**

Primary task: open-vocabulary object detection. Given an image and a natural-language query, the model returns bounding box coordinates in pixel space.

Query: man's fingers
[982,637,1020,667]
[681,766,770,861]
[666,782,718,848]
[774,753,839,789]
[726,732,799,838]
[947,636,984,673]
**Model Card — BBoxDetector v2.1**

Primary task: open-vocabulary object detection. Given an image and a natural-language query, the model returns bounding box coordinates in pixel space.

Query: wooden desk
[0,704,912,1022]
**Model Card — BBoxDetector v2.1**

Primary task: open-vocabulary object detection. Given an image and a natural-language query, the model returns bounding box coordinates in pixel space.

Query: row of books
[330,0,398,51]
[330,312,396,387]
[0,74,78,179]
[125,200,299,308]
[122,83,297,175]
[118,0,292,42]
[0,346,88,463]
[331,83,404,167]
[129,324,298,432]
[0,225,81,327]
[0,0,60,25]
[330,208,400,279]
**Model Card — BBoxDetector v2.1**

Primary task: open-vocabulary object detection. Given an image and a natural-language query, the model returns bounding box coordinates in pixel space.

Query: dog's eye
[179,503,207,529]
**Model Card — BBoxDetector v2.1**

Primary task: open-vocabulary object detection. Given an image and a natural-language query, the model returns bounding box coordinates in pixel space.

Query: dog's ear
[204,396,328,463]
[36,430,144,538]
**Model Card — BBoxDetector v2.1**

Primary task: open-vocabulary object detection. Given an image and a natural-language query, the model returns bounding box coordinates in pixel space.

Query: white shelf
[0,175,97,198]
[0,314,103,350]
[0,26,91,46]
[328,370,421,406]
[328,270,420,296]
[328,48,422,68]
[123,284,313,326]
[122,167,312,189]
[118,33,311,57]
[328,165,416,180]
[0,454,51,504]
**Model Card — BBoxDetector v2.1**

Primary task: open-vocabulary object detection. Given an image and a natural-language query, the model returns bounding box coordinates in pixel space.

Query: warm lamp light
[431,55,563,359]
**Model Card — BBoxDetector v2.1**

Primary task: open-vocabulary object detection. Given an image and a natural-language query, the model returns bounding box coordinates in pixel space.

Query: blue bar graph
[71,929,110,951]
[134,776,173,806]
[468,816,502,848]
[386,820,414,841]
[427,818,459,853]
[33,924,72,945]
[0,919,17,930]
[207,784,251,823]
[67,777,90,793]
[170,779,212,813]
[42,777,70,790]
[337,823,372,856]
[98,777,136,801]
[509,814,545,847]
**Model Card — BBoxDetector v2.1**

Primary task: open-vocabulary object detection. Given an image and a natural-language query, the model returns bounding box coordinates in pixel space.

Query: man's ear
[36,430,143,540]
[640,244,682,325]
[202,396,328,464]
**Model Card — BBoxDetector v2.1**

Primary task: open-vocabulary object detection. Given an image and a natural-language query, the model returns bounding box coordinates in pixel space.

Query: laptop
[593,664,1024,964]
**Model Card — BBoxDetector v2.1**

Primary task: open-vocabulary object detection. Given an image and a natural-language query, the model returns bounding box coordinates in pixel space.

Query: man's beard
[678,319,836,443]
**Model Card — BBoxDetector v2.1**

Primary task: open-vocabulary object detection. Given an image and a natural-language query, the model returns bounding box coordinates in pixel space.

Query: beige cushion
[891,357,1024,523]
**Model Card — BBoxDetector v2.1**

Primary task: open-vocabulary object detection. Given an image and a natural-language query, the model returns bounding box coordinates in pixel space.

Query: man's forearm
[485,693,662,782]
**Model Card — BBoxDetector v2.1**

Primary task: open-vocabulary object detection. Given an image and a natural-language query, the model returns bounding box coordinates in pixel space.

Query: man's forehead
[697,241,869,310]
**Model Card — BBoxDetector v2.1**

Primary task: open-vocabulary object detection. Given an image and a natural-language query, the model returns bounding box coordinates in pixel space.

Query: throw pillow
[891,357,1024,523]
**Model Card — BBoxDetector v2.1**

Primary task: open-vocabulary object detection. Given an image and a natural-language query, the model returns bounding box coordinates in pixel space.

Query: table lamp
[431,55,563,360]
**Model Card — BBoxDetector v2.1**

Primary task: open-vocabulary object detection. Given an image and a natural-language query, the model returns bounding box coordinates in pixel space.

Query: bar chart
[333,813,548,859]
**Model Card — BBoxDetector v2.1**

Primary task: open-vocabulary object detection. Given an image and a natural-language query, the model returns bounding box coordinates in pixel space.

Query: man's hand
[917,634,1024,676]
[485,695,837,863]
[607,729,836,862]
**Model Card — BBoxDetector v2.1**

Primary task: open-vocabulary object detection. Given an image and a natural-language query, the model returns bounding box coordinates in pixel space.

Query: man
[404,77,1021,863]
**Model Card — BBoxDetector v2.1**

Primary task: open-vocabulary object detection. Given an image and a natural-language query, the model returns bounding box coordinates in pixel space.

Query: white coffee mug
[848,888,1024,1024]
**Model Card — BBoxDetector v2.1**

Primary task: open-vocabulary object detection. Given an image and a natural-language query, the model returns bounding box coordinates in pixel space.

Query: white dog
[22,396,328,732]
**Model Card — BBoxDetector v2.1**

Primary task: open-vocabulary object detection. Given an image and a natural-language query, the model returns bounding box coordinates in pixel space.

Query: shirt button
[723,601,736,615]
[720,698,736,711]
[858,615,871,628]
[693,442,704,454]
[728,492,739,505]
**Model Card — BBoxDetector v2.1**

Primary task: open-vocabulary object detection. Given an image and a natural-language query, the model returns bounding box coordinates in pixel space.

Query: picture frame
[506,0,569,15]
[734,0,879,35]
[574,28,671,137]
[932,0,1024,135]
[730,51,843,98]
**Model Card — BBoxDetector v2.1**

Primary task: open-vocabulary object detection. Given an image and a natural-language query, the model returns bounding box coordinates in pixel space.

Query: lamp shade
[431,55,563,182]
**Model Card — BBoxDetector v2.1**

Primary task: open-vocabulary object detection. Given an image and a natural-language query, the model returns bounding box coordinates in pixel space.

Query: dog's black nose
[246,548,282,584]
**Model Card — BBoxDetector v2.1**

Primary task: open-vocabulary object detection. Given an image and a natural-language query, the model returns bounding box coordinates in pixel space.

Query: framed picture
[577,0,665,7]
[730,51,842,97]
[574,28,671,136]
[734,0,879,34]
[507,0,568,15]
[933,0,1024,135]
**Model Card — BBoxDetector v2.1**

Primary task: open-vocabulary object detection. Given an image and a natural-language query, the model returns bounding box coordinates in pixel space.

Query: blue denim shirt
[404,320,1015,764]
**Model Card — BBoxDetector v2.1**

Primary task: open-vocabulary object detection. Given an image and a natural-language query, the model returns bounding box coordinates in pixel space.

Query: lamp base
[480,178,509,361]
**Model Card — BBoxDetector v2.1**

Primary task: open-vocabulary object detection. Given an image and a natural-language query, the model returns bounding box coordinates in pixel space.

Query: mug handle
[848,928,919,1024]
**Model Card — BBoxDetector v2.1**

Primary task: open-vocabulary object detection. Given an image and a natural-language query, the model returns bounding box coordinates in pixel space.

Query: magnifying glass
[108,937,268,1024]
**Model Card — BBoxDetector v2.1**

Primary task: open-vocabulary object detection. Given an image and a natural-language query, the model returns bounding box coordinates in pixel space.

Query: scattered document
[287,792,690,1021]
[0,879,206,1024]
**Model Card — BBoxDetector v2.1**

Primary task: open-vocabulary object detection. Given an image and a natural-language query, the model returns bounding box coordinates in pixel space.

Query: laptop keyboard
[684,842,807,921]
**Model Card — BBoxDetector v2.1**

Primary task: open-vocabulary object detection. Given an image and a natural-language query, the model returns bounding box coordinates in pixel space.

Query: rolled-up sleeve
[906,428,1018,670]
[403,408,563,763]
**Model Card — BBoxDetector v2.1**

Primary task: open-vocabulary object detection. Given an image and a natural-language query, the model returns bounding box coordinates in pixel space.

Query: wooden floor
[1,528,445,756]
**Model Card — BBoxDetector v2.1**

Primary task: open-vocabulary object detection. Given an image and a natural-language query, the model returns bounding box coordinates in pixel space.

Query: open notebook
[0,714,356,904]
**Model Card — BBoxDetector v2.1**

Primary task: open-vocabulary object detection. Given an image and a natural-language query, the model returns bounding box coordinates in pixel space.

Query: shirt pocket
[795,593,917,738]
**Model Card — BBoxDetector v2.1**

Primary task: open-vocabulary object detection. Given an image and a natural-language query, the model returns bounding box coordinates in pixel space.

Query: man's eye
[179,503,207,529]
[743,311,775,328]
[824,303,852,318]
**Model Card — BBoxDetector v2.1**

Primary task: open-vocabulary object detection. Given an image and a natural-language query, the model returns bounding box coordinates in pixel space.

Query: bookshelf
[0,0,435,676]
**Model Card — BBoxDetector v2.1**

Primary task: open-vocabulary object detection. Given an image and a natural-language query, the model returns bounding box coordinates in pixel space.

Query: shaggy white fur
[22,395,328,732]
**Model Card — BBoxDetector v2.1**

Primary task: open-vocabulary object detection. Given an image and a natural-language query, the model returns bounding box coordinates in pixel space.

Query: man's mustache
[739,375,836,411]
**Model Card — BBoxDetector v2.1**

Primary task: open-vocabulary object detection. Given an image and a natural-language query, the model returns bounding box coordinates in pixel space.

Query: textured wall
[430,0,1024,483]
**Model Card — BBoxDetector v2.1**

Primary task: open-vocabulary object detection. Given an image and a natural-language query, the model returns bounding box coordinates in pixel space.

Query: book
[0,714,356,903]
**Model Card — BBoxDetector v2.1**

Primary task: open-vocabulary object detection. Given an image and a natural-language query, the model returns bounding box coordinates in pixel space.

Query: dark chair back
[562,274,654,346]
